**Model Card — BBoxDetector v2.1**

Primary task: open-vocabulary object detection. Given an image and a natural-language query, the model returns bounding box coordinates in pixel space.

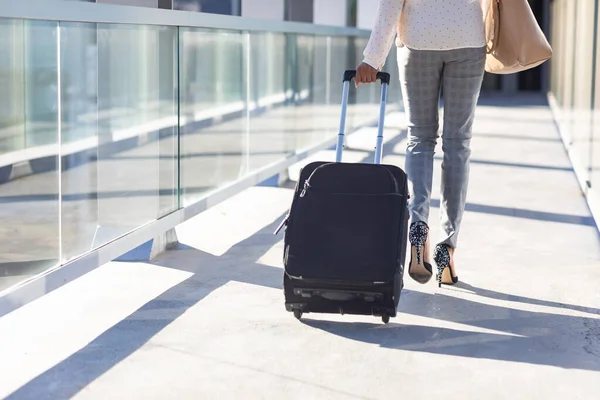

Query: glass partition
[59,22,179,263]
[550,0,598,223]
[570,0,595,184]
[179,28,246,206]
[0,15,401,291]
[593,0,600,194]
[0,20,60,291]
[247,32,292,172]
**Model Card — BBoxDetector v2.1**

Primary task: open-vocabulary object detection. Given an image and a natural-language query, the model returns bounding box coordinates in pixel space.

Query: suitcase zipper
[299,163,399,198]
[274,214,289,235]
[299,180,311,197]
[286,272,390,286]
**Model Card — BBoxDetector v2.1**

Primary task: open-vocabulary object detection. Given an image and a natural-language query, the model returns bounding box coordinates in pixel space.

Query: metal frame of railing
[0,0,370,36]
[0,0,389,316]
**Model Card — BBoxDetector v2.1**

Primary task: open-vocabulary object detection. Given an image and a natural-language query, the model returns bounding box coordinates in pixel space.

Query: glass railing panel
[179,27,247,206]
[570,0,596,184]
[0,19,60,291]
[247,31,293,171]
[0,19,26,155]
[282,34,318,154]
[59,22,179,262]
[304,35,338,148]
[0,5,385,291]
[593,1,600,194]
[328,36,348,108]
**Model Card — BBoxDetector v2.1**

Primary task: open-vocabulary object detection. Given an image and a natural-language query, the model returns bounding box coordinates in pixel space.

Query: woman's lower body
[397,46,486,286]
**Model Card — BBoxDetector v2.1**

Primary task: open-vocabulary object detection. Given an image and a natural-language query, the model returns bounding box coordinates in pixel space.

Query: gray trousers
[397,46,486,249]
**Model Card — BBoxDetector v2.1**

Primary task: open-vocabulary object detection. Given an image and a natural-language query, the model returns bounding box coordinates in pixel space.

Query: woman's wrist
[361,57,380,71]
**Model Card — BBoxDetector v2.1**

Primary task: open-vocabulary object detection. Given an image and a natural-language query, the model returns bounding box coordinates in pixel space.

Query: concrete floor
[1,95,599,399]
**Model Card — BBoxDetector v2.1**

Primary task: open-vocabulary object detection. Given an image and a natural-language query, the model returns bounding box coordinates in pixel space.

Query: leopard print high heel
[434,244,459,287]
[408,222,433,284]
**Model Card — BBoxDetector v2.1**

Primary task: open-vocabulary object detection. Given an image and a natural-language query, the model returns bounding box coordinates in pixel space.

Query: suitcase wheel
[381,313,390,324]
[293,309,303,320]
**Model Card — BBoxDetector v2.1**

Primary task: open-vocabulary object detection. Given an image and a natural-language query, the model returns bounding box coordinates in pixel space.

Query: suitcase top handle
[343,70,391,85]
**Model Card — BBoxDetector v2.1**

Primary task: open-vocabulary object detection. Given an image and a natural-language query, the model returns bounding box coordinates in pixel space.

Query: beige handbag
[484,0,553,74]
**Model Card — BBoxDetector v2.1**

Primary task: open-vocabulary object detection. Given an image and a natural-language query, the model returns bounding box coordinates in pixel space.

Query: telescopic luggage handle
[337,70,390,165]
[343,70,391,85]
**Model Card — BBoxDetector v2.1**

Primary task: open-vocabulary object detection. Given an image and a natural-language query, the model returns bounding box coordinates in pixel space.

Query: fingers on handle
[369,69,377,83]
[355,65,378,86]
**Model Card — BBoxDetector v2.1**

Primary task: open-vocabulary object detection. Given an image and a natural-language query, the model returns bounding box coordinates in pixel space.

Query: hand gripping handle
[343,70,391,85]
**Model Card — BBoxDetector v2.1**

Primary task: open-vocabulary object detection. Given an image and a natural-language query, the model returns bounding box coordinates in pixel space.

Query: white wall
[241,0,284,20]
[313,0,347,26]
[357,0,378,29]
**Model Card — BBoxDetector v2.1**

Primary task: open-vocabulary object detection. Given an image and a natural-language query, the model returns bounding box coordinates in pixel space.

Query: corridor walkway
[1,94,599,399]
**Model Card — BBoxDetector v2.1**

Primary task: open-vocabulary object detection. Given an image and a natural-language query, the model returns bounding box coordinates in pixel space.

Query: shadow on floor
[429,198,596,227]
[390,149,572,172]
[475,132,561,143]
[7,207,600,400]
[352,129,593,227]
[5,213,288,400]
[451,282,600,316]
[302,286,600,371]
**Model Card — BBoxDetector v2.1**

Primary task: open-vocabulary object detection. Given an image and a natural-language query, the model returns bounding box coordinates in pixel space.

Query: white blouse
[362,0,487,70]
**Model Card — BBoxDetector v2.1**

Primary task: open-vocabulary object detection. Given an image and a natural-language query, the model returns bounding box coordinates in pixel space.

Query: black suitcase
[275,70,409,324]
